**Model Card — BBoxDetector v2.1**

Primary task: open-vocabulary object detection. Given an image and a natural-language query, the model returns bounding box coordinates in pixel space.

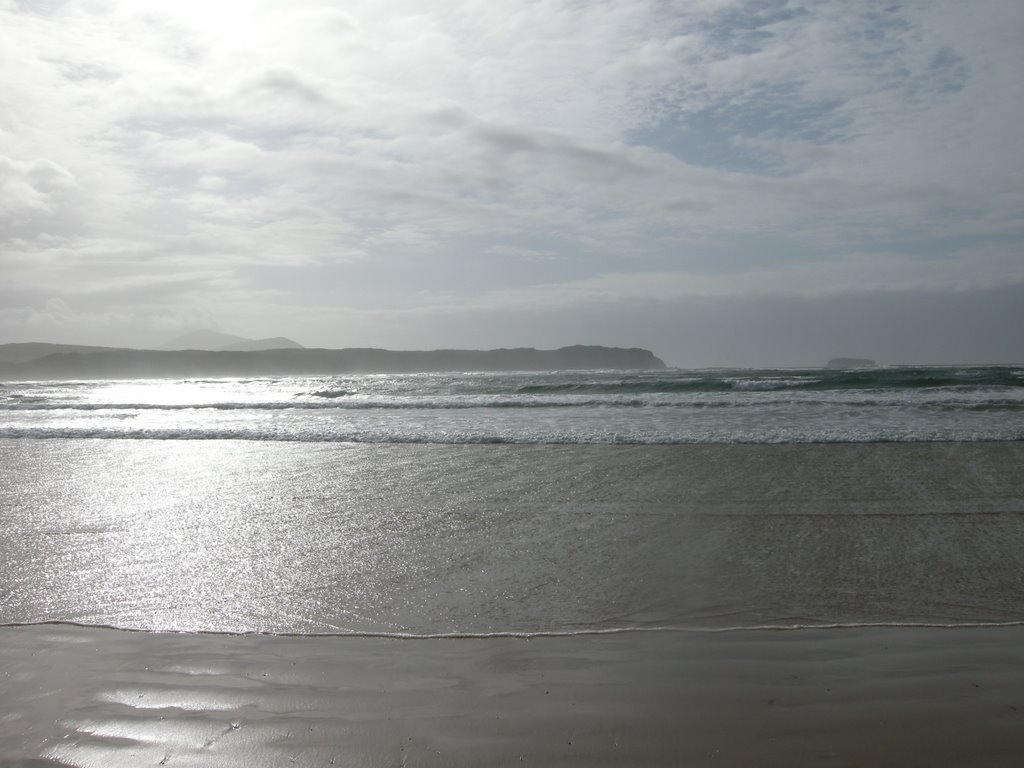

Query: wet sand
[2,623,1023,767]
[2,440,1023,765]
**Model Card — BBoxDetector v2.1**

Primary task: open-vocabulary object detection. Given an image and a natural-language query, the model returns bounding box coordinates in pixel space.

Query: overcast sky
[1,0,1022,366]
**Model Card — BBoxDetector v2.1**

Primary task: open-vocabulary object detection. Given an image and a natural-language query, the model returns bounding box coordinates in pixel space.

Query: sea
[2,365,1024,444]
[1,365,1023,637]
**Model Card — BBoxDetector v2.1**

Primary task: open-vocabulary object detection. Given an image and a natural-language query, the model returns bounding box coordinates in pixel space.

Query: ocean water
[1,366,1023,637]
[2,365,1024,443]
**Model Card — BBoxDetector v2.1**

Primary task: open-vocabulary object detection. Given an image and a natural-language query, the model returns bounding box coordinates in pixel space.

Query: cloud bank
[1,0,1022,364]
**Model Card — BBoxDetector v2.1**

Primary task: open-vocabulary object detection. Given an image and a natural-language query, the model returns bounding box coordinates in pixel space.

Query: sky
[1,0,1022,367]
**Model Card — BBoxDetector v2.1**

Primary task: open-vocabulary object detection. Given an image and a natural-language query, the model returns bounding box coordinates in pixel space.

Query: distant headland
[0,342,666,380]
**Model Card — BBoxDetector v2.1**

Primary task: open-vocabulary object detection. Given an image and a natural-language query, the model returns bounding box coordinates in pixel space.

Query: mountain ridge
[0,343,666,379]
[158,331,304,351]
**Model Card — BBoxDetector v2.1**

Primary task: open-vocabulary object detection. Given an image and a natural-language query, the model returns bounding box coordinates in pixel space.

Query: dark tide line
[2,429,1023,444]
[4,399,1024,412]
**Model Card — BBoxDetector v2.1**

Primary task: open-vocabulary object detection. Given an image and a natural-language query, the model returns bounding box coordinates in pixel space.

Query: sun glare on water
[94,380,243,408]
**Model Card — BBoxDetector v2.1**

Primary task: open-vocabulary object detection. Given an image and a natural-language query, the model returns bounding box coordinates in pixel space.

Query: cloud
[0,0,1021,360]
[242,67,326,104]
[0,156,77,224]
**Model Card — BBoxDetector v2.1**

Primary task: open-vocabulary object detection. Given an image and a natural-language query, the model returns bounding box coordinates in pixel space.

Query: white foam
[6,619,1024,640]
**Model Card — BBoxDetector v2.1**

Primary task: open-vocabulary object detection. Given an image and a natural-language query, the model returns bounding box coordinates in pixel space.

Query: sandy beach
[1,623,1022,766]
[2,439,1023,765]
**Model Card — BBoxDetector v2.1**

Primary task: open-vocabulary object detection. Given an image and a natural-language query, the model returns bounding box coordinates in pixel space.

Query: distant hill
[158,331,304,351]
[0,344,666,380]
[158,330,249,350]
[0,342,128,365]
[219,337,305,352]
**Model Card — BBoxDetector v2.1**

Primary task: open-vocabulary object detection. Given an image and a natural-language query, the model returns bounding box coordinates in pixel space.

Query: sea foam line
[4,619,1024,640]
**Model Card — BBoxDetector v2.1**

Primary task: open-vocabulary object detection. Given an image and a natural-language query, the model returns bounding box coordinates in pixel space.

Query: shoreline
[2,623,1024,766]
[3,440,1023,764]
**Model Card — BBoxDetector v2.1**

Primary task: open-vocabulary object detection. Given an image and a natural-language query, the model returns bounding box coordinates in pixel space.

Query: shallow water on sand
[2,440,1022,635]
